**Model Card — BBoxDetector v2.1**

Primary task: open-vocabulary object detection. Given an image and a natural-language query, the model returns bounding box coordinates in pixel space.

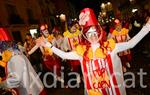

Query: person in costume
[63,20,81,51]
[24,33,42,72]
[36,8,150,95]
[28,24,64,83]
[62,19,82,85]
[51,26,64,50]
[0,41,46,95]
[108,19,131,72]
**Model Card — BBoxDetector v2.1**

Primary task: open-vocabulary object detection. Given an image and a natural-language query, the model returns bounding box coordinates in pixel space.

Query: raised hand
[36,36,52,48]
[35,36,47,47]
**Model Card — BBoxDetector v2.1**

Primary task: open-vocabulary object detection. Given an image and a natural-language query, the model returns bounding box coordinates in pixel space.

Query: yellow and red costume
[42,34,61,76]
[0,44,45,95]
[63,28,81,72]
[75,39,116,95]
[111,27,132,68]
[42,8,150,95]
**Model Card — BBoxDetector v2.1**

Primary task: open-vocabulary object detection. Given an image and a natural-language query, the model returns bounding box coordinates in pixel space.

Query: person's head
[52,26,61,37]
[85,26,99,44]
[75,22,80,30]
[0,41,18,53]
[68,20,78,33]
[25,33,32,41]
[0,41,19,65]
[79,8,104,44]
[40,24,49,37]
[114,19,122,31]
[70,24,77,33]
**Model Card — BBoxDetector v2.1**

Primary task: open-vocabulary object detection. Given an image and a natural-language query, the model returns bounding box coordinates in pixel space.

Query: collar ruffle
[75,39,116,59]
[112,28,129,36]
[63,29,80,38]
[0,50,12,67]
[47,34,54,42]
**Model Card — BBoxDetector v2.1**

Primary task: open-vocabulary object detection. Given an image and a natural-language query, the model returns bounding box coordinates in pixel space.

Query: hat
[79,8,99,29]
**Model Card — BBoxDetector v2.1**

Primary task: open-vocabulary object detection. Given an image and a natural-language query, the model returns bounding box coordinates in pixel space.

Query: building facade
[0,0,43,42]
[0,0,77,42]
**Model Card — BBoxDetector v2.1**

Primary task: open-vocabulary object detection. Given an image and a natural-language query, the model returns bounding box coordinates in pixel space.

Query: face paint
[41,29,49,37]
[86,31,97,38]
[70,25,77,33]
[86,27,99,44]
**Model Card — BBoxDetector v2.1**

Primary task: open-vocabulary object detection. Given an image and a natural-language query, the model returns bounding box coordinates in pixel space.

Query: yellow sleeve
[75,45,86,56]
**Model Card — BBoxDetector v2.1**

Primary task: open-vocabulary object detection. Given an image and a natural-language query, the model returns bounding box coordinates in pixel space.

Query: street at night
[0,0,150,95]
[44,36,150,95]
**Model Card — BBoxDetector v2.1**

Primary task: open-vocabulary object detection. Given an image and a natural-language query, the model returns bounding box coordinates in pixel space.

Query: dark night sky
[68,0,149,16]
[69,0,101,16]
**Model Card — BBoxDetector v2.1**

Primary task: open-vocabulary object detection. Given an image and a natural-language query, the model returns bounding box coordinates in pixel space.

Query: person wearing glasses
[35,8,150,95]
[28,24,64,83]
[0,41,46,95]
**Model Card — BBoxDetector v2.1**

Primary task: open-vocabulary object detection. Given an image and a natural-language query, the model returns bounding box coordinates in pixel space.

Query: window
[12,31,22,42]
[27,9,38,24]
[6,4,24,24]
[26,0,29,4]
[27,9,34,20]
[6,4,17,16]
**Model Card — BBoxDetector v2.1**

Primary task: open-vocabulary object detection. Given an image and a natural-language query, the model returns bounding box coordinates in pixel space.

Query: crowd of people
[0,7,150,95]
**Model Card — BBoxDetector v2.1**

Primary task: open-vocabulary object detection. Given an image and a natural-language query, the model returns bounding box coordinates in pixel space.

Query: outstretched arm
[46,42,80,60]
[28,45,39,55]
[29,37,81,60]
[30,37,81,60]
[114,23,150,53]
[28,38,44,55]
